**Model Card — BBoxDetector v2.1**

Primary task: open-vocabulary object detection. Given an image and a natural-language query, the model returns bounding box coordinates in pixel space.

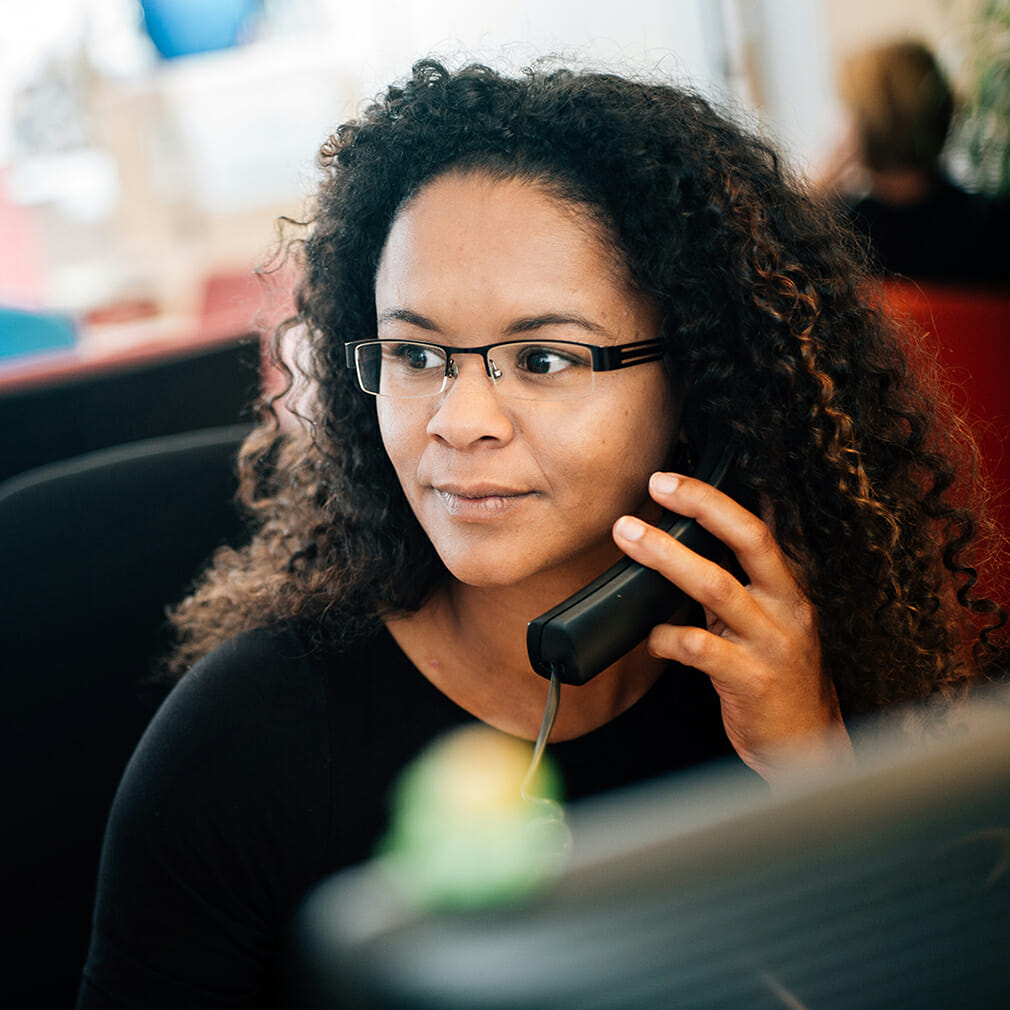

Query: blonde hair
[839,40,955,172]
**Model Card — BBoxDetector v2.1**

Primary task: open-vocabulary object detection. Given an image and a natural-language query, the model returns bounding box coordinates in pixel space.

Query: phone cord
[520,667,561,803]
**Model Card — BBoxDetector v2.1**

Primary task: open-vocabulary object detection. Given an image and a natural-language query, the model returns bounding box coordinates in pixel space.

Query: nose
[425,353,515,448]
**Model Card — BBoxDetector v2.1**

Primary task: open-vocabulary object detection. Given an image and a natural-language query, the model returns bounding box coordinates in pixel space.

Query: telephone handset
[526,433,744,686]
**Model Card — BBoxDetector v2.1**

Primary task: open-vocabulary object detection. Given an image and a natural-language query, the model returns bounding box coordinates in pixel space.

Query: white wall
[750,0,837,171]
[5,0,956,314]
[311,0,725,100]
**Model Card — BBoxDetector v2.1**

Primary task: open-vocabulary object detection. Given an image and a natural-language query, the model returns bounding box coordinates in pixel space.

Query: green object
[377,725,569,911]
[950,0,1010,198]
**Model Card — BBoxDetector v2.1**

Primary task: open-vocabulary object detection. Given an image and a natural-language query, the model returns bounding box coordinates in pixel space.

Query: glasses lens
[355,341,447,398]
[490,341,594,400]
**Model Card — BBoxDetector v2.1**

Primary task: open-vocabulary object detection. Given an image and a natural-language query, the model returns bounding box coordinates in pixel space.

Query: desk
[0,271,294,482]
[0,268,292,395]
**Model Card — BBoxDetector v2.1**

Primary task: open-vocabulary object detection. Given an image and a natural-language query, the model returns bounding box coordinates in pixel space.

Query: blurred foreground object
[294,684,1010,1009]
[375,725,567,911]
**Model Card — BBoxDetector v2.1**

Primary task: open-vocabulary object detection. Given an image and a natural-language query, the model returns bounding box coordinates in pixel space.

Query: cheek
[589,384,679,471]
[636,378,682,466]
[545,402,674,513]
[376,402,397,454]
[376,402,423,486]
[379,404,426,502]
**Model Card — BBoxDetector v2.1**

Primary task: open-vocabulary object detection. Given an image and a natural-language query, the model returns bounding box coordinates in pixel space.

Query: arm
[613,472,853,786]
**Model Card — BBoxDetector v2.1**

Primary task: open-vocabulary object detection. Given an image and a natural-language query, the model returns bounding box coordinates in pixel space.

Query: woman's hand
[613,471,853,784]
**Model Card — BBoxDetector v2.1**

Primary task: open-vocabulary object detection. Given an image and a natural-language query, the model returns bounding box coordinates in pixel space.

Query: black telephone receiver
[526,432,743,686]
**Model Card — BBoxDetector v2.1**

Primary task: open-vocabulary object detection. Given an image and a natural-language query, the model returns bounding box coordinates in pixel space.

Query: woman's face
[374,172,681,592]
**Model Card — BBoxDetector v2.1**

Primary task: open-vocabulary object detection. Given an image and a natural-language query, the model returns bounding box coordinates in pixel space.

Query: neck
[385,572,674,743]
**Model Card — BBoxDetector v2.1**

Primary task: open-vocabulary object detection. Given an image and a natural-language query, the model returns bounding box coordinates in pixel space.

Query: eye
[389,342,444,371]
[514,344,583,376]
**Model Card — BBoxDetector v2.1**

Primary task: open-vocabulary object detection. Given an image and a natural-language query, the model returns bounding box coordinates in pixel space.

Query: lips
[434,484,531,499]
[432,483,535,518]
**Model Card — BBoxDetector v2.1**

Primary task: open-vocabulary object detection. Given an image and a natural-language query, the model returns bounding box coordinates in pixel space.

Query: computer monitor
[292,684,1010,1009]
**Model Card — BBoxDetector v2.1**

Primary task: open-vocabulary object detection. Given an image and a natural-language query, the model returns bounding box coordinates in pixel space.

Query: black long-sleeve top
[77,621,735,1009]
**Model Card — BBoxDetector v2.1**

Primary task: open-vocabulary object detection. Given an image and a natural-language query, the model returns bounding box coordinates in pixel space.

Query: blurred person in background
[77,58,1007,1010]
[814,39,1009,285]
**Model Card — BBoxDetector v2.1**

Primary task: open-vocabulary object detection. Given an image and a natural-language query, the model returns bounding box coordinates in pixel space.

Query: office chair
[883,280,1010,597]
[0,423,252,1007]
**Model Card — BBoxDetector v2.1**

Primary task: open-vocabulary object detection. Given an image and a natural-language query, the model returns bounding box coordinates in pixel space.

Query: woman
[814,38,1009,284]
[78,60,1005,1009]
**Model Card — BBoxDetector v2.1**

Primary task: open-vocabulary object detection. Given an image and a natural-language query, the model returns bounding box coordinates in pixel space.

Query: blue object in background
[139,0,262,59]
[0,307,77,360]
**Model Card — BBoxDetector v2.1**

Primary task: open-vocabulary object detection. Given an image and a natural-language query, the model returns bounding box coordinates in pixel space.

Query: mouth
[432,484,536,518]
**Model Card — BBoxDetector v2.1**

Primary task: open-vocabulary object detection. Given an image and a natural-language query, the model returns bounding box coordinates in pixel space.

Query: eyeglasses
[345,338,665,402]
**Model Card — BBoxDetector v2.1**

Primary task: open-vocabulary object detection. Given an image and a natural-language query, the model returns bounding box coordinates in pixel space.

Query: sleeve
[76,627,333,1010]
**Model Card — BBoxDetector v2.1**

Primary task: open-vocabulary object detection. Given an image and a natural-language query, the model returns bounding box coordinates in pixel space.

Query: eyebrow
[376,308,612,338]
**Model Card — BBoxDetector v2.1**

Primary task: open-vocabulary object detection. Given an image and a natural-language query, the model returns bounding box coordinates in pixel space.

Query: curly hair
[168,59,1006,717]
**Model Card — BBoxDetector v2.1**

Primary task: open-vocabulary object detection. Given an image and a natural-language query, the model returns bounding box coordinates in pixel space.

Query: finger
[647,620,747,685]
[612,513,769,637]
[647,472,797,597]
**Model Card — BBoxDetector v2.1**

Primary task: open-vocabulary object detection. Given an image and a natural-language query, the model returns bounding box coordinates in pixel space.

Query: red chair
[883,280,1010,599]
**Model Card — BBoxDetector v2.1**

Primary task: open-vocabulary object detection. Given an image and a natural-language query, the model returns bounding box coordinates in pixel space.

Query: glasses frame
[344,337,666,399]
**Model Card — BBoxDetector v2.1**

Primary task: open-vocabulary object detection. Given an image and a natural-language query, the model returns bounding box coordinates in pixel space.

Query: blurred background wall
[0,0,1004,342]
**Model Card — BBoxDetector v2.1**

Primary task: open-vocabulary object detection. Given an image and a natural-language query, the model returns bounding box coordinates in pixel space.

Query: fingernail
[650,472,680,495]
[614,516,646,541]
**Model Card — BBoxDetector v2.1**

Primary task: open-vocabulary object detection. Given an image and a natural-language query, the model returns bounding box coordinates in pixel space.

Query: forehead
[374,173,644,329]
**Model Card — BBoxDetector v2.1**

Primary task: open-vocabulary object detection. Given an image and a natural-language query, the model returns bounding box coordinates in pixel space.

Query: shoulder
[103,620,408,894]
[81,623,395,1007]
[131,624,329,780]
[109,620,430,864]
[126,620,408,810]
[108,623,340,856]
[82,622,492,1007]
[157,620,394,735]
[175,620,324,695]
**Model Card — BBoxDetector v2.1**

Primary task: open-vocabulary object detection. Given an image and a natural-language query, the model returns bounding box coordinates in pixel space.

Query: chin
[437,555,533,590]
[435,538,624,596]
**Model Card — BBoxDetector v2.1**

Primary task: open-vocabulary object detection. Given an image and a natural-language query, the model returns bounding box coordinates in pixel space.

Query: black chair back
[0,423,252,1007]
[0,337,261,483]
